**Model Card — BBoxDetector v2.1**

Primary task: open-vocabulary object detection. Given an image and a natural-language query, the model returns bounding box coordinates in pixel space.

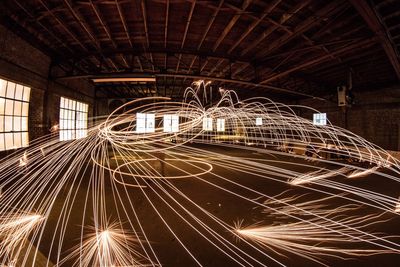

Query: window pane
[14,101,22,116]
[136,113,146,133]
[13,116,21,131]
[22,102,29,116]
[14,132,22,148]
[15,84,23,100]
[0,116,3,132]
[202,117,213,131]
[0,80,6,97]
[5,99,13,115]
[22,87,30,101]
[217,118,225,132]
[21,132,29,147]
[5,133,14,150]
[60,97,65,108]
[4,116,12,132]
[0,98,5,115]
[21,117,28,131]
[6,82,15,98]
[145,113,155,133]
[0,133,4,151]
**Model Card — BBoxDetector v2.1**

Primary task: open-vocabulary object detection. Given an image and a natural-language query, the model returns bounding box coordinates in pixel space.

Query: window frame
[59,97,89,141]
[0,78,30,151]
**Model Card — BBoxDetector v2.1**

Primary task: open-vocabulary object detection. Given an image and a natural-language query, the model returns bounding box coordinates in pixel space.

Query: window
[313,113,327,125]
[136,113,155,133]
[0,78,30,151]
[59,97,88,141]
[202,117,213,131]
[163,114,179,133]
[255,117,263,126]
[216,118,225,132]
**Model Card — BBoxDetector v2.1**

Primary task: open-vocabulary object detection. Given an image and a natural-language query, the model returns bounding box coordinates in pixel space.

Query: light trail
[0,80,399,266]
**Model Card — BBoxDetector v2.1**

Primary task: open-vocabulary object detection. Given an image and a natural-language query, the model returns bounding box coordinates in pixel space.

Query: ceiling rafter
[11,0,72,54]
[227,0,282,54]
[88,0,130,69]
[63,0,120,71]
[180,0,224,86]
[175,1,196,73]
[140,0,155,72]
[255,1,347,60]
[239,0,311,57]
[259,37,377,84]
[36,0,107,72]
[350,0,400,80]
[201,0,252,76]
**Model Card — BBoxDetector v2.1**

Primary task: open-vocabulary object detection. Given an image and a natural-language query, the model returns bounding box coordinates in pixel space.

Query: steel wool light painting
[0,80,399,266]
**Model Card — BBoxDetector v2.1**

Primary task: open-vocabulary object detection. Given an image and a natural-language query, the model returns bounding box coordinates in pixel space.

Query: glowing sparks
[0,81,399,266]
[289,167,350,185]
[18,152,28,167]
[65,223,151,267]
[396,198,400,213]
[347,166,379,178]
[0,213,44,261]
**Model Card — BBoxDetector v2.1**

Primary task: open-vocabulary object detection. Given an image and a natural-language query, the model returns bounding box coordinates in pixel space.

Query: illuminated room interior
[1,1,400,266]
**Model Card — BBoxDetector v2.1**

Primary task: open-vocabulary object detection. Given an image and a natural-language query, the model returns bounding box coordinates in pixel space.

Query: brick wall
[296,86,400,151]
[0,24,95,151]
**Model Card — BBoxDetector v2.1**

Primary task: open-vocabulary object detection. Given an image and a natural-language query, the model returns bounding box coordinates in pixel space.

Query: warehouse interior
[1,0,400,266]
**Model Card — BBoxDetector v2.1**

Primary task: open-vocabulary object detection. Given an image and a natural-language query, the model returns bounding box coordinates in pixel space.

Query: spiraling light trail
[0,80,399,266]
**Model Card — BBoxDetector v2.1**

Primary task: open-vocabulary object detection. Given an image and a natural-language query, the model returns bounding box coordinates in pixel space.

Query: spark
[18,152,28,167]
[289,167,350,185]
[347,166,379,178]
[0,81,399,266]
[0,213,44,262]
[65,223,151,267]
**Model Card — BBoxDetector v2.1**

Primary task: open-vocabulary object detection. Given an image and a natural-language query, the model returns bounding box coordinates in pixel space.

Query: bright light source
[217,118,225,132]
[163,114,179,133]
[255,117,262,126]
[313,113,327,125]
[59,97,88,141]
[202,117,213,131]
[136,113,155,133]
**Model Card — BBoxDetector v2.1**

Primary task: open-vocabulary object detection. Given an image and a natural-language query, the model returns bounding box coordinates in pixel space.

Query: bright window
[0,78,30,151]
[255,117,263,126]
[59,97,88,141]
[202,117,213,131]
[163,114,179,133]
[313,113,327,125]
[217,118,225,132]
[136,113,155,133]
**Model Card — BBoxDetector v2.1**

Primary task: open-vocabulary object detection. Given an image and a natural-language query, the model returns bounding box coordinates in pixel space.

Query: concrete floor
[32,144,400,266]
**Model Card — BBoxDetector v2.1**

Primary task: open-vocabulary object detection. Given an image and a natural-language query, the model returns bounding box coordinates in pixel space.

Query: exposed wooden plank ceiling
[0,0,399,100]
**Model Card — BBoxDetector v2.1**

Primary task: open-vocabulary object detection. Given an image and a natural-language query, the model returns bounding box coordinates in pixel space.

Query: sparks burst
[0,80,400,266]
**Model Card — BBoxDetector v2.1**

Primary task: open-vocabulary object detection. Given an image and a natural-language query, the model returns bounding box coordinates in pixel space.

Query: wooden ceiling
[1,0,399,100]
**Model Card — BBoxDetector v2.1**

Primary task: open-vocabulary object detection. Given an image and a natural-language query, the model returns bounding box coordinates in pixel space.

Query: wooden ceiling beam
[175,1,196,73]
[89,0,130,69]
[140,0,155,72]
[240,0,312,57]
[227,0,282,54]
[350,0,400,80]
[255,1,346,59]
[259,37,377,84]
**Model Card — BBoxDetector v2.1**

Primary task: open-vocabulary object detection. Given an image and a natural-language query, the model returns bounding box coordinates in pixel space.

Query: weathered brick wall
[0,24,94,147]
[296,86,400,151]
